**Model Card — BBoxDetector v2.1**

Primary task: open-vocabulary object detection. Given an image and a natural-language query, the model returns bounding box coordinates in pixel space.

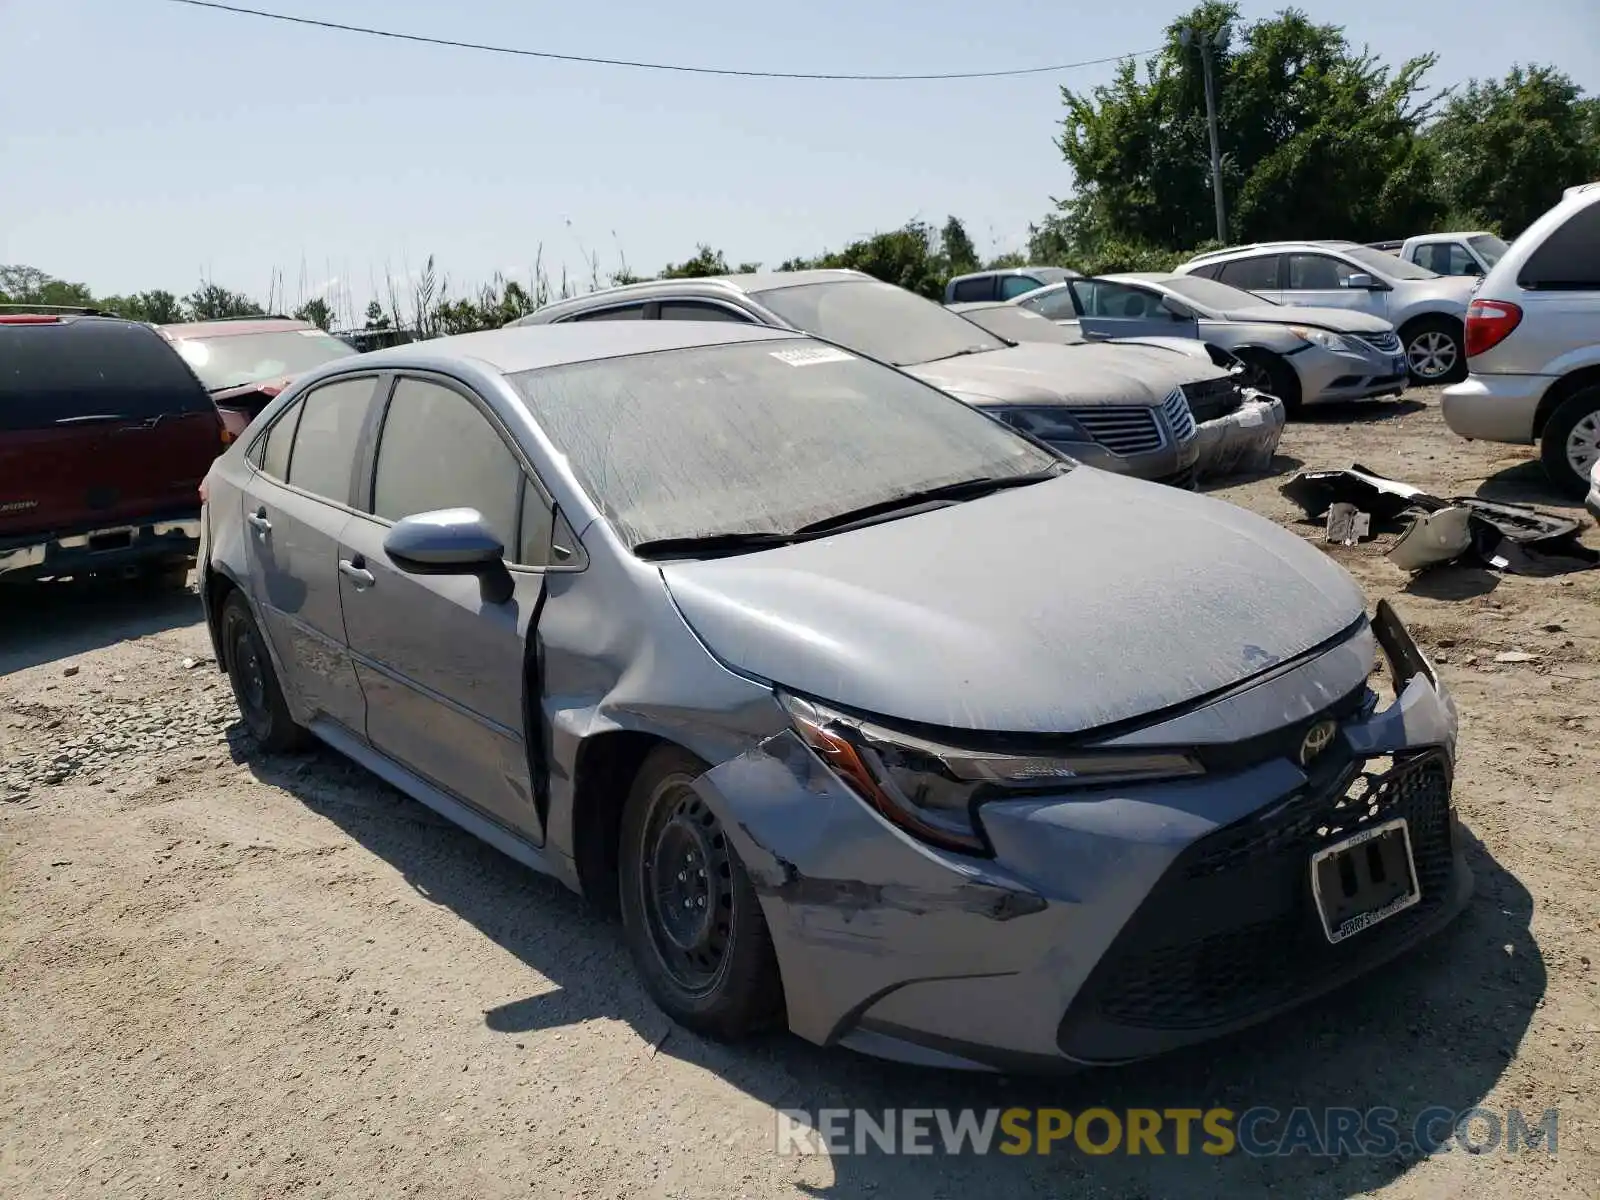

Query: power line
[153,0,1155,82]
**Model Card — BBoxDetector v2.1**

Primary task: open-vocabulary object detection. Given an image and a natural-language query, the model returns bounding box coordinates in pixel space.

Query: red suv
[157,317,357,438]
[0,312,229,585]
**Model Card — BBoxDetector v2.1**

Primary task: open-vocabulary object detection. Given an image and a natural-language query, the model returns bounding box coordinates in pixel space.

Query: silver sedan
[197,320,1469,1072]
[1013,274,1412,414]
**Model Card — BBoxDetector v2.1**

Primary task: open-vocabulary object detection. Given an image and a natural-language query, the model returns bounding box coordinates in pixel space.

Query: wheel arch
[569,729,685,914]
[1533,365,1600,440]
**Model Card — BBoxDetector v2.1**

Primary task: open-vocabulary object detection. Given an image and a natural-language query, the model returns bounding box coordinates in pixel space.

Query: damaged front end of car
[689,601,1470,1073]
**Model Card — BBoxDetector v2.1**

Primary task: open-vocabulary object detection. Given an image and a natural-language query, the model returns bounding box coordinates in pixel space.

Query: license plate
[1310,818,1420,943]
[1392,355,1408,375]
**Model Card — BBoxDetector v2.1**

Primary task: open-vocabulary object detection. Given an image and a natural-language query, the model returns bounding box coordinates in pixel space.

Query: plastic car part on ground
[1192,392,1286,483]
[1279,463,1600,575]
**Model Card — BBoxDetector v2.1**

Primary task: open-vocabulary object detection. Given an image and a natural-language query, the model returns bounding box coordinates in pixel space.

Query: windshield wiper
[791,468,1065,536]
[53,413,132,425]
[923,344,1000,363]
[632,530,801,561]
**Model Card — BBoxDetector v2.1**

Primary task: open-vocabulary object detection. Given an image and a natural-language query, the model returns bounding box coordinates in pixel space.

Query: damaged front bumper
[696,603,1470,1072]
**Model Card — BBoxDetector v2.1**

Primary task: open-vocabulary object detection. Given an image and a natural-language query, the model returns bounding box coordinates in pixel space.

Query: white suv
[1442,183,1600,496]
[1175,240,1478,383]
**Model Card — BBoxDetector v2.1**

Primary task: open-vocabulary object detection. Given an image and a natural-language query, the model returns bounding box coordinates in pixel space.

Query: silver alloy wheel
[1406,330,1458,380]
[1565,409,1600,478]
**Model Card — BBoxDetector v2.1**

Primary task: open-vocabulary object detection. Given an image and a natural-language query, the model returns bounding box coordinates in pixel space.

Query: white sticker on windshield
[769,347,856,367]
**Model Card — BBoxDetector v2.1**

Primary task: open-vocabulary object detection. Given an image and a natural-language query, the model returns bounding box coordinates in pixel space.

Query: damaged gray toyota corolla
[198,320,1472,1074]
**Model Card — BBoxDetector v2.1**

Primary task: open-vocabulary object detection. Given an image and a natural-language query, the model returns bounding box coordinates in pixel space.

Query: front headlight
[779,693,1203,855]
[996,406,1093,444]
[1289,325,1354,353]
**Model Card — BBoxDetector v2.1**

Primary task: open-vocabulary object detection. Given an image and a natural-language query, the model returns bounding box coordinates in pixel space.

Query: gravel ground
[2,386,1597,1199]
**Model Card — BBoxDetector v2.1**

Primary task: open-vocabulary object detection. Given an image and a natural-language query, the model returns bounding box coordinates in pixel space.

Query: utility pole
[1180,26,1228,244]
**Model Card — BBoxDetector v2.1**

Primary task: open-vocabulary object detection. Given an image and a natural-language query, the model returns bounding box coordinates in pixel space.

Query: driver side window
[371,378,554,567]
[1022,288,1079,320]
[1069,280,1154,317]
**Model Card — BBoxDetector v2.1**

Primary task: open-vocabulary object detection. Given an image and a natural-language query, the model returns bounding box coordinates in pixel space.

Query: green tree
[780,221,948,299]
[1054,3,1441,256]
[1427,65,1600,237]
[941,216,980,276]
[659,245,760,278]
[185,281,264,321]
[106,290,185,324]
[0,264,96,310]
[362,299,392,331]
[293,297,334,330]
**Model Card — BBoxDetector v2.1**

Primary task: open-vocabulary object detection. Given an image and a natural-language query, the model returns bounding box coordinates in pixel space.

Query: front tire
[220,591,309,752]
[618,746,783,1039]
[1402,316,1466,384]
[1539,385,1600,498]
[1235,349,1302,416]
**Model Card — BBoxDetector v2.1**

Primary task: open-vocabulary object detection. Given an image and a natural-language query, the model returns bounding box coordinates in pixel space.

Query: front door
[241,376,380,735]
[1282,253,1387,320]
[337,375,549,841]
[1071,279,1200,341]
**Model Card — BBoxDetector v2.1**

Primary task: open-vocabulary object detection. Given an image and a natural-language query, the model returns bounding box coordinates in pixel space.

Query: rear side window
[0,319,212,432]
[1519,204,1600,290]
[285,378,376,503]
[657,301,751,323]
[1218,256,1281,291]
[371,378,523,558]
[564,304,646,322]
[999,276,1043,300]
[949,278,995,303]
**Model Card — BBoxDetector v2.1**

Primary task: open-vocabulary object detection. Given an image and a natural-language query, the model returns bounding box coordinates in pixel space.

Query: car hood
[906,342,1218,409]
[1104,335,1226,366]
[1217,304,1395,334]
[660,469,1366,734]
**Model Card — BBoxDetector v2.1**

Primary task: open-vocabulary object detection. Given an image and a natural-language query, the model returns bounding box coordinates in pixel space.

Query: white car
[1441,182,1600,496]
[1175,240,1479,383]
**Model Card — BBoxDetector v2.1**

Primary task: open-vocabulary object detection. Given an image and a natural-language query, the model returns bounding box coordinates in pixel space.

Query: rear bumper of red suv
[0,512,200,582]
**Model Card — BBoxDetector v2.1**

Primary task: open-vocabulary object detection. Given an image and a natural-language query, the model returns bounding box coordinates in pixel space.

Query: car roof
[1100,272,1176,284]
[946,265,1073,282]
[1187,240,1361,262]
[351,320,804,376]
[516,269,882,323]
[159,317,318,338]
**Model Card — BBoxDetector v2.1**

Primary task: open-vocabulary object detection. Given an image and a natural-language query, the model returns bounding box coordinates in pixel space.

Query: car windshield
[751,279,1007,367]
[509,339,1058,549]
[171,328,356,390]
[1156,275,1278,314]
[1468,234,1510,267]
[1339,244,1439,280]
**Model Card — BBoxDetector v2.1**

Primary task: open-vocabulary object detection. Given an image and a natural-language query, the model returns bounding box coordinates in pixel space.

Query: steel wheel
[219,591,309,752]
[229,621,270,734]
[1564,410,1600,480]
[640,779,736,996]
[1406,328,1459,381]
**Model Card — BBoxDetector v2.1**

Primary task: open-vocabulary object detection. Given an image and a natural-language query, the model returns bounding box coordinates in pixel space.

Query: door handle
[339,558,375,589]
[247,509,272,534]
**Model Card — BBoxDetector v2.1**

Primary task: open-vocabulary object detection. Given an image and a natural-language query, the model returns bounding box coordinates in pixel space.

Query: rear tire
[1401,316,1466,384]
[220,591,309,752]
[1539,385,1600,499]
[618,745,784,1039]
[1236,349,1302,416]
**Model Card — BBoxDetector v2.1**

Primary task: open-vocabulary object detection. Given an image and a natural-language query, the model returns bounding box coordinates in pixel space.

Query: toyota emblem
[1299,718,1338,766]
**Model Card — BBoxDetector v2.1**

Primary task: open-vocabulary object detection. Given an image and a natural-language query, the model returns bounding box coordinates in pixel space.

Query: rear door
[336,374,549,840]
[1071,279,1198,341]
[241,374,379,736]
[0,318,224,538]
[1216,255,1285,303]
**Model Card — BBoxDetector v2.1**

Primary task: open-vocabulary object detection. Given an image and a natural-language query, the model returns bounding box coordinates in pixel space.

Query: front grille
[1059,752,1456,1044]
[1162,387,1197,440]
[1067,406,1164,456]
[1180,376,1244,423]
[1356,331,1402,354]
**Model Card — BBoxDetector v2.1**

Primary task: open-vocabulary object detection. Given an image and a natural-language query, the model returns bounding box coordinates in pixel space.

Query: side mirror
[1342,272,1380,290]
[384,507,514,604]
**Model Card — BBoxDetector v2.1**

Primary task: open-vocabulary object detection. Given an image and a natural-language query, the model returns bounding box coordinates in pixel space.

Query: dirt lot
[2,386,1597,1199]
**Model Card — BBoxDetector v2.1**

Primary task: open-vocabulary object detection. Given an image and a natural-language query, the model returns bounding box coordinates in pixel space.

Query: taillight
[0,314,63,324]
[1464,299,1523,357]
